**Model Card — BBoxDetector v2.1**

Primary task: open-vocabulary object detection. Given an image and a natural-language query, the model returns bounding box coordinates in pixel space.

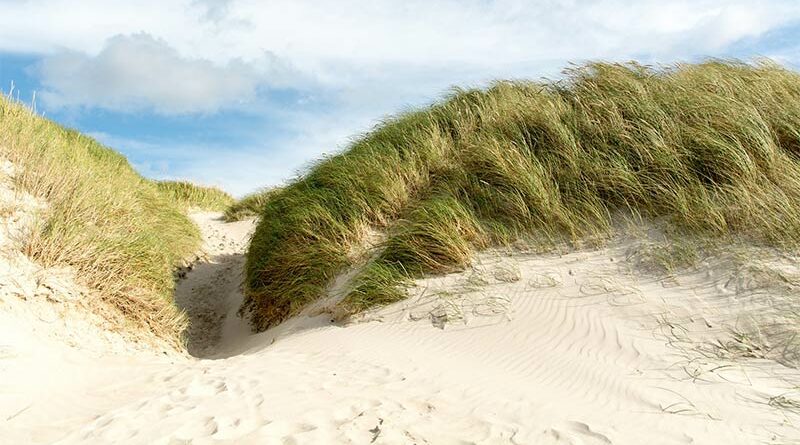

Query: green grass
[224,187,280,221]
[0,96,220,347]
[243,60,800,330]
[157,180,234,211]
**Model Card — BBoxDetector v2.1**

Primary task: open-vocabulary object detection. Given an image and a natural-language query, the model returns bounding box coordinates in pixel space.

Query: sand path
[2,211,800,444]
[174,212,256,357]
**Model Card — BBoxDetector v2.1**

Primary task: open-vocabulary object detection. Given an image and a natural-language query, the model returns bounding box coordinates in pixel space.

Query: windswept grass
[157,180,234,211]
[244,60,800,330]
[224,187,281,222]
[0,96,207,347]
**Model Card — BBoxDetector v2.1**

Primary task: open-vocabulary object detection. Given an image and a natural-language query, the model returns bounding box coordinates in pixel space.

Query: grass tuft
[244,60,800,330]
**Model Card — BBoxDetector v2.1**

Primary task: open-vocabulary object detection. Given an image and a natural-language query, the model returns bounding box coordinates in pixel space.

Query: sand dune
[2,209,800,444]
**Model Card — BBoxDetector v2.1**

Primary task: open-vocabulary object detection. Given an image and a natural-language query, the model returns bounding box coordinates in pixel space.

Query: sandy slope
[174,212,257,357]
[2,205,800,443]
[0,159,183,445]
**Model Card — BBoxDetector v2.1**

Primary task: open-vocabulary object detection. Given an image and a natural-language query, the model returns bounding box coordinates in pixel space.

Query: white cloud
[2,0,800,191]
[36,33,299,114]
[193,0,235,23]
[3,1,799,114]
[3,1,799,76]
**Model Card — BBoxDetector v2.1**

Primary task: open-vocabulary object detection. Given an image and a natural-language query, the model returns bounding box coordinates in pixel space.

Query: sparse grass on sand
[224,187,280,222]
[0,96,222,347]
[157,180,234,212]
[244,60,800,330]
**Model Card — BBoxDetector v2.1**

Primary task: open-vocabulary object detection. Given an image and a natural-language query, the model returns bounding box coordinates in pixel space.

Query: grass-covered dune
[224,187,281,222]
[158,180,234,211]
[244,60,800,330]
[0,96,228,347]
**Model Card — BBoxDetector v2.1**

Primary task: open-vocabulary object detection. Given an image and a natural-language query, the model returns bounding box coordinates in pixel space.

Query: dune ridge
[243,61,800,331]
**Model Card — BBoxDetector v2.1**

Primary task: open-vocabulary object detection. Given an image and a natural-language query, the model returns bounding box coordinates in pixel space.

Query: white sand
[174,212,257,357]
[2,201,800,443]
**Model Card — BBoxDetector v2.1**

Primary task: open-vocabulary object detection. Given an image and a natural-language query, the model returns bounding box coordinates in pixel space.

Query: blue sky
[1,1,800,196]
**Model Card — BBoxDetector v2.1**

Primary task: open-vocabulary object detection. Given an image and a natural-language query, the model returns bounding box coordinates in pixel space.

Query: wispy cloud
[36,33,300,114]
[87,129,333,197]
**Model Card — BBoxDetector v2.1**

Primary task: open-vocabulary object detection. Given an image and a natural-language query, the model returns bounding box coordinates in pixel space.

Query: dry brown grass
[0,95,210,347]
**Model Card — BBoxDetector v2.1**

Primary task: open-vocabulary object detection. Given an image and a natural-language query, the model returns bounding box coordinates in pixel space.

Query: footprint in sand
[538,421,612,445]
[173,416,219,439]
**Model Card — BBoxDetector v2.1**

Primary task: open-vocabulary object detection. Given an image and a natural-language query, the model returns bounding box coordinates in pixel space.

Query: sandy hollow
[1,206,800,444]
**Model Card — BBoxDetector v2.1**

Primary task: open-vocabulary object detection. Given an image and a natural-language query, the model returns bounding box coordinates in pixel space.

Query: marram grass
[244,60,800,330]
[157,180,234,211]
[224,187,281,222]
[0,96,224,347]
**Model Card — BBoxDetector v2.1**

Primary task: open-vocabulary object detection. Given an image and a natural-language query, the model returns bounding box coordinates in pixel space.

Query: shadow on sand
[174,252,249,358]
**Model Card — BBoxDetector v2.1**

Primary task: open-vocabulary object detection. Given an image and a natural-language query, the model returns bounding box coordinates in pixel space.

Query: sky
[1,1,800,196]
